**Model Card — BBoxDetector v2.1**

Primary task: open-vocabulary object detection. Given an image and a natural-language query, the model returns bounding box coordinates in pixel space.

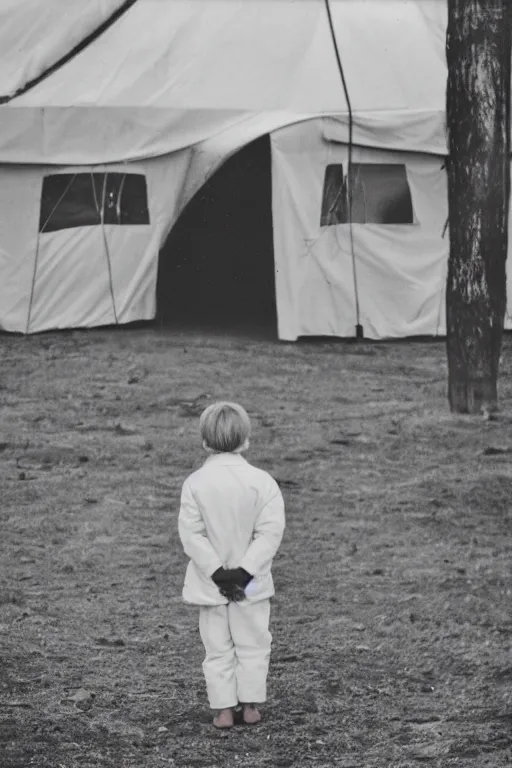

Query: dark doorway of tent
[156,135,276,336]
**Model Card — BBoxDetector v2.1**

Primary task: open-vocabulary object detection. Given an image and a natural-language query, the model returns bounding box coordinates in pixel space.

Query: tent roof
[0,0,450,163]
[9,0,447,112]
[0,0,129,100]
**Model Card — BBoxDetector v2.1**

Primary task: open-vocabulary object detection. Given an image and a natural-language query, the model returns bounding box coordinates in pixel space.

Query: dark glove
[211,567,253,602]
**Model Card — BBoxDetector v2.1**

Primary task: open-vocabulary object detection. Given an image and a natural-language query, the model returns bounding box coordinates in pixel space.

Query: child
[178,401,285,729]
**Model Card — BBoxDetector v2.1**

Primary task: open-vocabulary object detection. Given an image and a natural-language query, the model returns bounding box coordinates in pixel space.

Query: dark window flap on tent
[40,173,150,233]
[103,173,150,226]
[320,163,414,226]
[40,174,100,232]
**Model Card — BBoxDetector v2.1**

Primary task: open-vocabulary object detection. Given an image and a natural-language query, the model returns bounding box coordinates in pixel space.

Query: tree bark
[446,0,511,413]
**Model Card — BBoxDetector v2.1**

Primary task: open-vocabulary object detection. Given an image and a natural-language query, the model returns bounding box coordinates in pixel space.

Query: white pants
[198,599,272,710]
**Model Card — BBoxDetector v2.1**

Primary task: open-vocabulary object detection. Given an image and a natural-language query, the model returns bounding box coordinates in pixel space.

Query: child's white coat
[178,452,285,606]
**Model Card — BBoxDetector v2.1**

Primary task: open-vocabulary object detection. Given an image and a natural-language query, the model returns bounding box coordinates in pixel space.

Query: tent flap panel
[271,121,450,341]
[0,150,195,334]
[0,166,43,332]
[103,226,159,324]
[322,112,448,156]
[29,227,117,332]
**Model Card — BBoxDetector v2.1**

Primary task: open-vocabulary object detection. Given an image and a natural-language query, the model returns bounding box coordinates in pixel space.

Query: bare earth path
[1,326,511,767]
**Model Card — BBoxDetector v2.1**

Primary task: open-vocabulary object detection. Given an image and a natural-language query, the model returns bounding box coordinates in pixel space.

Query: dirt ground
[1,324,511,768]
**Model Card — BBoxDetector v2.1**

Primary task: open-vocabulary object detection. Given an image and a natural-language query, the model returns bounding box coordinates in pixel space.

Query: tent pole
[324,0,363,340]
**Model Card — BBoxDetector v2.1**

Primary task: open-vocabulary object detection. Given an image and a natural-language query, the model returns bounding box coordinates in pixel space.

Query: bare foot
[242,704,261,725]
[213,708,234,729]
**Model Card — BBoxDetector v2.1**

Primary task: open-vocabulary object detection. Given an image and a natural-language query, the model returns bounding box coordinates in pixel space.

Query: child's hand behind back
[211,567,252,602]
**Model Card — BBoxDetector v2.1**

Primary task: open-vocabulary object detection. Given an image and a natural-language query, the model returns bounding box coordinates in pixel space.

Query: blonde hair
[199,401,251,453]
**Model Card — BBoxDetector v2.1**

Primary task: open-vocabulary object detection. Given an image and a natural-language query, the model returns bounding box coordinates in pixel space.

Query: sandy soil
[1,325,511,768]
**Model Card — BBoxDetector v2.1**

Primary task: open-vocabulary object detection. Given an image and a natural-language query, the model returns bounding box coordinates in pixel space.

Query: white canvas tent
[0,0,510,339]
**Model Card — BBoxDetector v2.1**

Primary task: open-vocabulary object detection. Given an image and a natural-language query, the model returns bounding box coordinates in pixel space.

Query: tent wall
[271,119,512,341]
[2,121,512,340]
[0,150,193,334]
[0,166,42,332]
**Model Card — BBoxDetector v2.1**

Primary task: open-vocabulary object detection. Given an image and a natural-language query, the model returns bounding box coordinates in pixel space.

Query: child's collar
[204,452,248,466]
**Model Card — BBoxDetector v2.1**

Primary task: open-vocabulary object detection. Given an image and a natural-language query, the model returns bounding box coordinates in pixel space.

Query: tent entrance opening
[156,135,276,331]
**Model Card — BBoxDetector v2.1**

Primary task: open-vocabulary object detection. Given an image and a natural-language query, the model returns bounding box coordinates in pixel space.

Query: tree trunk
[446,0,511,413]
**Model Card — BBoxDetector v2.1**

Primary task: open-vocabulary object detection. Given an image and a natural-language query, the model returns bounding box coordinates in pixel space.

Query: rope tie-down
[324,0,363,340]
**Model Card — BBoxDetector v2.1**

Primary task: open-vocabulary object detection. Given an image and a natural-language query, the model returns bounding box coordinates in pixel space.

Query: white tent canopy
[1,0,510,339]
[1,0,449,163]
